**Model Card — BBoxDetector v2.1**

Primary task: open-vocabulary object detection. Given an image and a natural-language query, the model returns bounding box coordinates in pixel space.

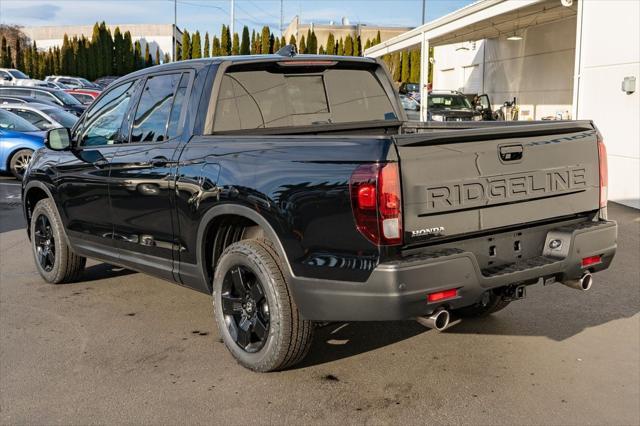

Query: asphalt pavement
[1,175,638,425]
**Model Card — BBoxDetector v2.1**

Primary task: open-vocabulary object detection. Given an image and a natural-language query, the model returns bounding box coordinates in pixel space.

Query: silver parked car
[0,103,78,130]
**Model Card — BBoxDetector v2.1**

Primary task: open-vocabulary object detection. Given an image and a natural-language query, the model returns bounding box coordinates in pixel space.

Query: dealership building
[22,24,182,62]
[365,0,639,208]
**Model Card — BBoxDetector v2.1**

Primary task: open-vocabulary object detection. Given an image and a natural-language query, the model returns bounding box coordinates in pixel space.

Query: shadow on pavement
[79,263,136,282]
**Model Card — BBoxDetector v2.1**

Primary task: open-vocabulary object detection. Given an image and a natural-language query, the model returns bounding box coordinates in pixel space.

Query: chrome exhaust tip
[561,272,593,291]
[417,309,451,331]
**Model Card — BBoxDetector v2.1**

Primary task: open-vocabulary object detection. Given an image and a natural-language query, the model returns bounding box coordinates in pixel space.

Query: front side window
[33,90,58,104]
[8,70,28,79]
[130,73,182,143]
[0,109,39,132]
[213,66,396,132]
[79,80,139,147]
[9,109,49,129]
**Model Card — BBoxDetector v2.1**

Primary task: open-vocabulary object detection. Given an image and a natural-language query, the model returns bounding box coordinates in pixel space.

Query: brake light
[582,255,601,267]
[427,288,458,303]
[597,134,608,208]
[350,163,403,245]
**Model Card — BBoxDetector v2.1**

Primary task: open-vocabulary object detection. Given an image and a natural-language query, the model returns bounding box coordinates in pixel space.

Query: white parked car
[0,68,48,87]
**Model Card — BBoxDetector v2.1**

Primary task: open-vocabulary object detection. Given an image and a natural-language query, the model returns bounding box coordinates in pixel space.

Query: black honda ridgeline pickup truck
[22,48,617,372]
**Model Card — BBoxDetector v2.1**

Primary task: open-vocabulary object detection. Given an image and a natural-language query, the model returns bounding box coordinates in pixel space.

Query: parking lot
[0,176,638,425]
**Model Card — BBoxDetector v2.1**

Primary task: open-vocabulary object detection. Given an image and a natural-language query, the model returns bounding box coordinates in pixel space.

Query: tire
[453,290,511,318]
[9,149,33,180]
[30,198,86,284]
[212,239,314,372]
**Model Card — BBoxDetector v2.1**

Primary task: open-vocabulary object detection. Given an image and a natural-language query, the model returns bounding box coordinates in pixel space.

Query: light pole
[230,0,235,40]
[422,0,426,25]
[173,0,177,61]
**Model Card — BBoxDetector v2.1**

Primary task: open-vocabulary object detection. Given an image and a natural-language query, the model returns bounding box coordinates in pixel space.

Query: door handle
[150,157,169,167]
[499,145,523,162]
[93,158,109,168]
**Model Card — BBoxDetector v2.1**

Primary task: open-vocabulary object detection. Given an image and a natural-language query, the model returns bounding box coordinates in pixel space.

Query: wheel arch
[196,204,293,292]
[23,181,57,240]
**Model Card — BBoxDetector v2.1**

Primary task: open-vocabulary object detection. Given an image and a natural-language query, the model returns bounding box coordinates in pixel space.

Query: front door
[108,71,191,281]
[54,79,141,252]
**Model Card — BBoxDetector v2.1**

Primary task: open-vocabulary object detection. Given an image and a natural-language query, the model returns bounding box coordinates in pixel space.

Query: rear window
[213,66,396,132]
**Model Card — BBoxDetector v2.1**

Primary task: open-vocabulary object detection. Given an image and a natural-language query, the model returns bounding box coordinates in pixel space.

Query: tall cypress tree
[90,23,102,78]
[280,36,286,48]
[337,38,344,56]
[134,40,143,70]
[203,32,210,57]
[155,46,161,65]
[101,22,114,76]
[299,35,306,54]
[181,30,191,60]
[344,35,354,56]
[14,38,22,71]
[401,51,410,82]
[232,32,239,55]
[123,31,134,74]
[410,49,420,83]
[356,35,362,56]
[23,43,32,76]
[0,37,9,68]
[144,43,152,67]
[308,30,317,54]
[220,25,230,56]
[288,34,296,47]
[273,36,280,52]
[240,26,250,55]
[113,27,124,75]
[61,34,73,75]
[326,33,335,55]
[260,26,270,54]
[212,36,221,56]
[191,30,202,59]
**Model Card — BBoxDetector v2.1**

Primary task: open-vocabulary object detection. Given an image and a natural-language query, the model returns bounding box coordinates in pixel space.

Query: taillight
[350,163,403,245]
[582,255,602,267]
[597,134,608,208]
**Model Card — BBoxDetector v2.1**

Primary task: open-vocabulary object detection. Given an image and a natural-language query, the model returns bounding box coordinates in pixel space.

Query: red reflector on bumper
[427,289,458,303]
[582,255,602,267]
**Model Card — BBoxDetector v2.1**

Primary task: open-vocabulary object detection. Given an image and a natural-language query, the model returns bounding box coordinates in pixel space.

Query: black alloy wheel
[33,214,55,272]
[221,265,270,353]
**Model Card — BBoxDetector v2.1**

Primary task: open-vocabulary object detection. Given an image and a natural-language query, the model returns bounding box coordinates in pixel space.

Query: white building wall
[433,17,576,120]
[575,0,640,208]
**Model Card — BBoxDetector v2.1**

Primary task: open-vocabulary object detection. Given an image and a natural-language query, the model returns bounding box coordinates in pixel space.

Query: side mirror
[45,127,72,151]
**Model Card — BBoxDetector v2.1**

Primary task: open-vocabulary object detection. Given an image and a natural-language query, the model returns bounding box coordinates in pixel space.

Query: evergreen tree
[155,46,161,65]
[220,25,231,55]
[212,36,221,56]
[356,35,362,56]
[280,36,286,48]
[61,34,73,74]
[410,49,420,83]
[163,53,171,64]
[23,43,32,76]
[364,39,371,51]
[1,37,10,68]
[318,45,325,55]
[260,26,270,54]
[326,33,335,55]
[113,27,124,75]
[181,30,191,60]
[232,32,239,55]
[307,30,317,54]
[250,30,256,54]
[101,22,114,76]
[299,35,306,54]
[203,32,210,57]
[90,23,103,78]
[123,31,134,74]
[269,33,275,54]
[401,51,410,82]
[14,38,22,71]
[344,35,354,56]
[134,40,143,70]
[274,36,281,52]
[7,46,13,68]
[337,37,344,56]
[288,34,296,47]
[144,43,152,67]
[375,30,381,45]
[240,26,250,55]
[191,30,202,59]
[391,52,401,81]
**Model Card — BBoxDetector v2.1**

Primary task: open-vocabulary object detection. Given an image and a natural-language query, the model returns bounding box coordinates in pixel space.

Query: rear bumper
[290,220,617,321]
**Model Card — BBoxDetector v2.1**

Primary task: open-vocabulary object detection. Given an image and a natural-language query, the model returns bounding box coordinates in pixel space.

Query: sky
[0,0,475,34]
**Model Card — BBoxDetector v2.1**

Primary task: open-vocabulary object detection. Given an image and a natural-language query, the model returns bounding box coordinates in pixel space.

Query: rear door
[108,71,192,280]
[395,122,601,245]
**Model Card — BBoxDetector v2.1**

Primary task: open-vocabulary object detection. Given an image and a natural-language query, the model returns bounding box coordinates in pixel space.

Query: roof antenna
[276,44,297,57]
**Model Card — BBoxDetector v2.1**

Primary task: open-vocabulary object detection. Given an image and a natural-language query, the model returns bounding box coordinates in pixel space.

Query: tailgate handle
[499,145,523,162]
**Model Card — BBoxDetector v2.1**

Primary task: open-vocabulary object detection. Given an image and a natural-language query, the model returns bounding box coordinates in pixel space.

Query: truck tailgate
[395,122,600,245]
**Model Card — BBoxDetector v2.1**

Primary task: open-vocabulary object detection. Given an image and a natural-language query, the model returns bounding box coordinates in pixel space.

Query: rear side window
[130,73,182,143]
[213,67,396,132]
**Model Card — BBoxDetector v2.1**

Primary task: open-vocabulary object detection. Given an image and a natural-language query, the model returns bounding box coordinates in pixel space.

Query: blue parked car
[0,109,45,179]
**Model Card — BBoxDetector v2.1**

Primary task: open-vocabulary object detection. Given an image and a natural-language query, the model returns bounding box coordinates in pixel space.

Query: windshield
[0,109,40,132]
[428,94,472,110]
[405,83,419,92]
[44,107,79,128]
[52,90,82,106]
[8,70,28,79]
[214,66,397,132]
